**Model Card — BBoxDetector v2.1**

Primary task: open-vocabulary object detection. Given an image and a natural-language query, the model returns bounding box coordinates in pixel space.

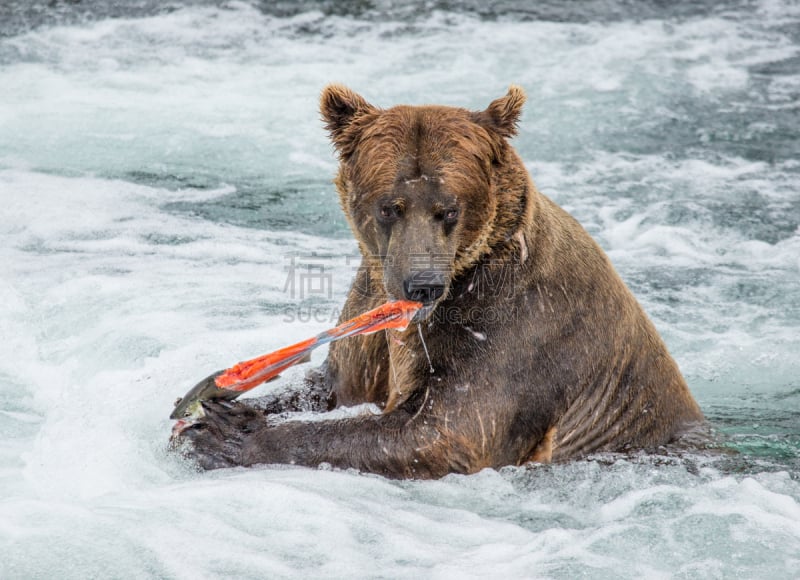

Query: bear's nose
[403,271,446,304]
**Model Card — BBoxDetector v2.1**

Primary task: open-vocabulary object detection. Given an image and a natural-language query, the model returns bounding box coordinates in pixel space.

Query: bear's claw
[170,400,266,470]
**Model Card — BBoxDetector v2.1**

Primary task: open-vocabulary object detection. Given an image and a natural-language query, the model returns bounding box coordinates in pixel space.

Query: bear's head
[321,84,529,314]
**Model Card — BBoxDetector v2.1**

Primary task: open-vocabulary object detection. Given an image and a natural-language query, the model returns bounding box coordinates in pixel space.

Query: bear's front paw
[169,400,266,470]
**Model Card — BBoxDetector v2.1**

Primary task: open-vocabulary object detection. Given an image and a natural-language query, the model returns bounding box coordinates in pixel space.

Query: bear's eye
[443,208,459,224]
[378,204,402,223]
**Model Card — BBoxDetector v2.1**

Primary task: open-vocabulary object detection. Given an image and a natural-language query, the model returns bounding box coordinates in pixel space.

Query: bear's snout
[402,270,447,304]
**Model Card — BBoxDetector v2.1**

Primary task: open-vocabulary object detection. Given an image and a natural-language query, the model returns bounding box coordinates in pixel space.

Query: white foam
[2,1,797,180]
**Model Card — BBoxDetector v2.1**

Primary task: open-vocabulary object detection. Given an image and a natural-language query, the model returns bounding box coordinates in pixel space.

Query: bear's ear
[472,85,526,138]
[320,84,377,152]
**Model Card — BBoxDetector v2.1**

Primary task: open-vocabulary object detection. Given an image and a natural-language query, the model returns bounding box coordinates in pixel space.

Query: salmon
[170,300,422,420]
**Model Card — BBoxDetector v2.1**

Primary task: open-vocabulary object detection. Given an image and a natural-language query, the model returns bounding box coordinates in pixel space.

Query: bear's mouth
[410,302,439,324]
[385,290,440,324]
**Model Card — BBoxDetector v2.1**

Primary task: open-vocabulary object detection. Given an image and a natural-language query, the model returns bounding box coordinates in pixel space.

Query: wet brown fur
[173,85,705,477]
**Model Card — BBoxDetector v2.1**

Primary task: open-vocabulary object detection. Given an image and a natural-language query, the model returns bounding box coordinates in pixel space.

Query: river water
[1,1,798,577]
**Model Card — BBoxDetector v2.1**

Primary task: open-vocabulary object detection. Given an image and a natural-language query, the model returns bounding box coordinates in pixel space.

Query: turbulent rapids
[0,1,798,577]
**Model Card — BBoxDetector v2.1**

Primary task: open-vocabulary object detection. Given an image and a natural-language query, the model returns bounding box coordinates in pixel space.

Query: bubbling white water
[0,1,798,578]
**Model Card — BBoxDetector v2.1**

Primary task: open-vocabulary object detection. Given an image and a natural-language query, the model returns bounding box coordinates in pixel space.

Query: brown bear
[172,85,705,477]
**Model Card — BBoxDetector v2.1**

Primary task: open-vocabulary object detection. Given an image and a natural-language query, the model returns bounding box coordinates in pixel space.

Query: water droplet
[417,324,435,374]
